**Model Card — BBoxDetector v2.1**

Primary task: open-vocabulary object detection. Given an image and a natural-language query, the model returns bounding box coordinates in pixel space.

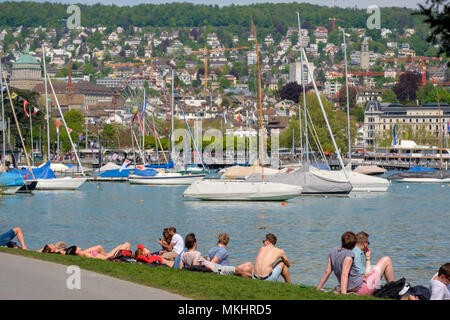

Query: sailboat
[303,28,390,193]
[127,88,208,185]
[1,59,37,194]
[183,18,302,201]
[244,13,352,196]
[387,89,450,183]
[28,49,87,190]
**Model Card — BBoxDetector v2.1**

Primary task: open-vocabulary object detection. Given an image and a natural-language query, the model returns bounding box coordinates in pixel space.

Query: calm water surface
[1,180,448,288]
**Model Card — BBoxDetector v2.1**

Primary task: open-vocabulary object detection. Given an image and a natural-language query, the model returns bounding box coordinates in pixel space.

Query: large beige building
[364,101,450,147]
[10,50,42,90]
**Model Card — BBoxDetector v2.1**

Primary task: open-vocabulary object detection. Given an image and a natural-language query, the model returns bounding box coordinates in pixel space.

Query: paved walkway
[0,253,189,300]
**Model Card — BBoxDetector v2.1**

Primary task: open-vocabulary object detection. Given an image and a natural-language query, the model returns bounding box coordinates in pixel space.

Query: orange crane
[380,56,443,86]
[191,45,248,92]
[329,17,343,32]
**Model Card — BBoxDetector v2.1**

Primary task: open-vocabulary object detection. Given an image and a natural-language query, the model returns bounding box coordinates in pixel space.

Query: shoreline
[0,247,378,300]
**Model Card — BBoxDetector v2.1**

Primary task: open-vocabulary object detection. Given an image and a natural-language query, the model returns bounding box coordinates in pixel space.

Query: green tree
[381,89,399,103]
[101,124,116,147]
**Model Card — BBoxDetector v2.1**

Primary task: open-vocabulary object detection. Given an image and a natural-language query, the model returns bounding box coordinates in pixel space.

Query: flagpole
[47,74,84,176]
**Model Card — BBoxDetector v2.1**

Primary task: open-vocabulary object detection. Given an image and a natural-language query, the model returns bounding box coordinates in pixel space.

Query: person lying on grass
[39,242,131,260]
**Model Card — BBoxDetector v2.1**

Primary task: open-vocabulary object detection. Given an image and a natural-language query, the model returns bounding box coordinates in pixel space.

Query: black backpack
[373,277,408,299]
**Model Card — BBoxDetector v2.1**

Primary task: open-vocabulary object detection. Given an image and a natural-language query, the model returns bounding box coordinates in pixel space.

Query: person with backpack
[316,231,395,296]
[179,233,252,277]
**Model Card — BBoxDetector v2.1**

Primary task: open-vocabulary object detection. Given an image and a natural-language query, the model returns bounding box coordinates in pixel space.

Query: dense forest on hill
[0,1,424,31]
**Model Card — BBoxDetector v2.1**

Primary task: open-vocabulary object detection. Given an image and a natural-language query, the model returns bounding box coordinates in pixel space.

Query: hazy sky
[10,0,427,10]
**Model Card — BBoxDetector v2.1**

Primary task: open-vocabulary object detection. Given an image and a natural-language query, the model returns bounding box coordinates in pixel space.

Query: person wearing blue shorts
[0,227,27,249]
[252,233,291,283]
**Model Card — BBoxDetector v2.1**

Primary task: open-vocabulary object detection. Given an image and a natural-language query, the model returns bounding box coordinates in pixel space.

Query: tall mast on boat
[47,74,85,176]
[42,45,50,161]
[1,58,5,167]
[437,89,443,172]
[297,12,308,163]
[341,28,351,164]
[251,17,264,179]
[2,73,35,179]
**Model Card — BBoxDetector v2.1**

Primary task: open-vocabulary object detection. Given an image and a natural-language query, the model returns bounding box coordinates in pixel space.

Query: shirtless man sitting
[252,233,291,283]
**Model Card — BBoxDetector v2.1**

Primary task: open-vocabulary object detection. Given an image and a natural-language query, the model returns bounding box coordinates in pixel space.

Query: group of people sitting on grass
[1,226,448,300]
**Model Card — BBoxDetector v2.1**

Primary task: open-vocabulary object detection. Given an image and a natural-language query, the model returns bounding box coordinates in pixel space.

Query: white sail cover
[183,180,302,201]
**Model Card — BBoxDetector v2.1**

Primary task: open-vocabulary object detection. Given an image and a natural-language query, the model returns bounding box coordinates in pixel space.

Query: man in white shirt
[429,263,450,300]
[160,227,184,261]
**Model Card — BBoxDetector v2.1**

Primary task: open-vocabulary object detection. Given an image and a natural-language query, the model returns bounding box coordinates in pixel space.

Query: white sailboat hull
[36,177,87,190]
[129,173,206,185]
[310,167,390,192]
[183,180,302,201]
[3,185,22,195]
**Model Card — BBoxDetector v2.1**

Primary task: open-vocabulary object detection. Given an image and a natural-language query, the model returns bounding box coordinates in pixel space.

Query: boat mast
[297,11,306,158]
[342,28,351,164]
[301,48,349,180]
[47,74,85,176]
[251,17,264,179]
[42,45,50,161]
[437,89,443,172]
[2,73,35,179]
[0,58,5,167]
[297,12,308,163]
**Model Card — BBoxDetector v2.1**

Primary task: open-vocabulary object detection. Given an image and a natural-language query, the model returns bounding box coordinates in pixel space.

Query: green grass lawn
[0,247,379,300]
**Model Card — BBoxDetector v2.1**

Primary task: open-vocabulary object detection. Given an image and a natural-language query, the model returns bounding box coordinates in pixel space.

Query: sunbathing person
[38,242,68,254]
[79,242,131,260]
[179,233,252,278]
[250,233,291,283]
[135,243,173,267]
[0,227,28,250]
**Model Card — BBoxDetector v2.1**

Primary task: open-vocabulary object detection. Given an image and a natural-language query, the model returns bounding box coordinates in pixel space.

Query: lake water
[1,180,449,289]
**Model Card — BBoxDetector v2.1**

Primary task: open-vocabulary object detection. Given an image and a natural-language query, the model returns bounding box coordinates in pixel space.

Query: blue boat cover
[407,166,437,172]
[129,168,158,177]
[10,161,57,179]
[98,169,133,178]
[0,172,24,187]
[145,160,174,169]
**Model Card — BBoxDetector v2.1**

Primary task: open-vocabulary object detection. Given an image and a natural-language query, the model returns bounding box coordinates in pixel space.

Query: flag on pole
[223,110,227,124]
[136,165,144,170]
[101,146,108,155]
[111,153,118,161]
[33,106,39,115]
[24,100,30,118]
[238,113,242,126]
[119,159,131,172]
[78,133,84,142]
[67,127,72,134]
[56,120,61,135]
[11,92,17,99]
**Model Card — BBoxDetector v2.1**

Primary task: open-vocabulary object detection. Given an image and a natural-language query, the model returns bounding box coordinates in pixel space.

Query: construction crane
[329,17,343,32]
[380,56,443,86]
[191,45,248,93]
